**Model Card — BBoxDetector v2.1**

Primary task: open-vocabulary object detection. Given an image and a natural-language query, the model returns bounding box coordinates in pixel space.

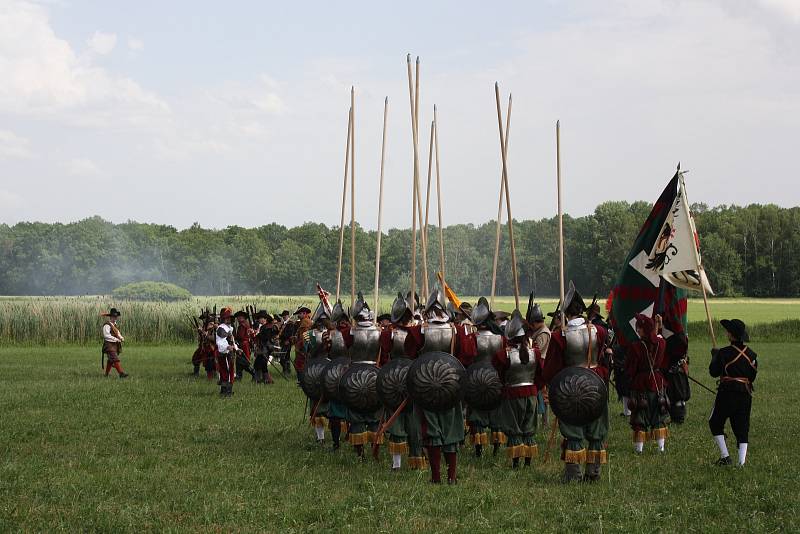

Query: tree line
[0,202,797,298]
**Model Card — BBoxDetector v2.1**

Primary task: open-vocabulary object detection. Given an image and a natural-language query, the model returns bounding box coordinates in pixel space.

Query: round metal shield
[376,358,412,408]
[323,357,350,401]
[339,363,381,412]
[406,351,465,411]
[462,362,503,410]
[300,358,329,400]
[549,366,608,426]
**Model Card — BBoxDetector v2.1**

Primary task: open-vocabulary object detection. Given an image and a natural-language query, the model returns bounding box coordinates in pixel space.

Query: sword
[687,373,716,395]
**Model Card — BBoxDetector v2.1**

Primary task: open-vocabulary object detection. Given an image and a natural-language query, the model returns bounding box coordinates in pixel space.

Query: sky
[1,0,798,230]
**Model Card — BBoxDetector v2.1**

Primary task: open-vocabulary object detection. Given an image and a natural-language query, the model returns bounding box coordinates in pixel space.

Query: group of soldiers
[190,307,297,395]
[287,280,726,484]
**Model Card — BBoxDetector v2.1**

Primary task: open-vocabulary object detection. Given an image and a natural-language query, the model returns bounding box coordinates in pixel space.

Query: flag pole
[433,105,446,292]
[490,95,511,308]
[406,55,419,310]
[494,83,520,310]
[557,120,565,325]
[350,86,357,309]
[374,96,389,319]
[336,107,353,303]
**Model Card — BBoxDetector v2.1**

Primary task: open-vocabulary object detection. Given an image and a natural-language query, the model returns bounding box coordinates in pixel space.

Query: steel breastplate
[563,322,598,367]
[329,330,349,359]
[505,344,536,386]
[475,331,502,364]
[391,329,409,359]
[350,326,381,363]
[422,323,453,354]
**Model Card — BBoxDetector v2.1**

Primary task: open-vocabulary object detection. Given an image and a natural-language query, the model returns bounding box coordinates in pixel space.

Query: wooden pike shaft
[350,87,356,309]
[494,84,520,309]
[700,267,717,347]
[413,57,429,302]
[422,119,435,299]
[336,107,353,303]
[490,95,511,308]
[374,97,389,319]
[433,105,445,288]
[557,120,565,325]
[406,55,419,309]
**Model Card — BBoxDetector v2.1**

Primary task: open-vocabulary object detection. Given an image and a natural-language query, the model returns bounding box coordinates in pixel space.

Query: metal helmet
[330,300,349,323]
[390,292,412,324]
[527,303,545,323]
[548,366,608,426]
[425,288,447,315]
[563,280,586,317]
[405,291,420,311]
[311,302,330,325]
[351,291,372,322]
[504,309,526,339]
[471,297,494,326]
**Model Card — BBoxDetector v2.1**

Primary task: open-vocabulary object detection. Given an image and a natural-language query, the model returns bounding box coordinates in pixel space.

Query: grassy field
[1,341,798,532]
[1,295,797,345]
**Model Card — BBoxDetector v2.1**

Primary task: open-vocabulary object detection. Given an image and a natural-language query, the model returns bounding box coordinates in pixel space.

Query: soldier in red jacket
[625,314,669,454]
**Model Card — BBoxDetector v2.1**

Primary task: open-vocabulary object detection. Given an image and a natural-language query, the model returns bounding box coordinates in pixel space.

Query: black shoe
[715,456,733,466]
[474,445,483,458]
[119,373,129,379]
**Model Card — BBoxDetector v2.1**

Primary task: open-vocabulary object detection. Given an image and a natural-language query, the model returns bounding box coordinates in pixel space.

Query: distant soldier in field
[327,300,352,452]
[191,310,217,380]
[233,310,256,381]
[489,310,511,454]
[527,302,551,428]
[101,307,128,378]
[541,282,610,483]
[625,314,669,454]
[304,302,333,445]
[215,307,237,397]
[709,319,757,467]
[664,331,691,424]
[278,310,295,377]
[253,310,276,385]
[292,306,313,385]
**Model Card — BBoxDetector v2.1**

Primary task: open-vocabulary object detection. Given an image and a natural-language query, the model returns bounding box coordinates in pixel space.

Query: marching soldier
[709,319,757,467]
[278,310,295,377]
[541,282,610,482]
[665,332,691,424]
[293,306,313,385]
[346,293,383,459]
[215,307,237,397]
[233,311,256,381]
[253,311,276,384]
[493,309,541,468]
[304,302,334,445]
[405,289,469,484]
[327,300,352,452]
[527,302,552,427]
[465,297,502,457]
[625,314,669,454]
[101,308,128,378]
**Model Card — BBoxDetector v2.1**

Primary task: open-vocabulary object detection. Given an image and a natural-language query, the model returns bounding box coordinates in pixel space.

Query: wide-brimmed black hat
[233,310,249,319]
[294,306,312,315]
[280,310,291,317]
[255,309,271,320]
[721,319,749,343]
[102,308,121,318]
[376,313,391,323]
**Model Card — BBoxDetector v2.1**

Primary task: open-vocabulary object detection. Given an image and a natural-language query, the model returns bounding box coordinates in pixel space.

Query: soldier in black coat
[709,319,758,467]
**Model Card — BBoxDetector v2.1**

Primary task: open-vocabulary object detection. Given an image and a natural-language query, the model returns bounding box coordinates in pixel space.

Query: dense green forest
[0,202,797,297]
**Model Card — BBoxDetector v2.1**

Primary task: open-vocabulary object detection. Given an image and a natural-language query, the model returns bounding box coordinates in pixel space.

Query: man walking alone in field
[101,308,128,378]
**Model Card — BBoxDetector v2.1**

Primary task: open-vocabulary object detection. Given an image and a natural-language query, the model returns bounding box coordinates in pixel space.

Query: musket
[526,291,534,322]
[687,373,716,395]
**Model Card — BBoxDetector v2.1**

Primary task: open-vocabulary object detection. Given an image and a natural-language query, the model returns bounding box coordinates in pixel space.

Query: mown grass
[1,296,798,345]
[1,342,797,532]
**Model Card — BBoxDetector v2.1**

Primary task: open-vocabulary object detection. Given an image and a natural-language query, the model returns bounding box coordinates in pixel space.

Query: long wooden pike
[433,106,446,292]
[350,87,357,309]
[490,95,511,308]
[494,83,520,309]
[406,55,420,310]
[423,118,435,299]
[413,58,429,302]
[374,97,389,319]
[556,120,565,325]
[335,107,353,303]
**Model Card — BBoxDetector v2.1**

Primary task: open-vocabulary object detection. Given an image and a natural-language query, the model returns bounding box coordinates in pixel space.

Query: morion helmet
[331,300,349,323]
[311,301,330,325]
[504,309,526,339]
[351,291,372,322]
[391,292,413,324]
[471,297,494,327]
[424,288,447,315]
[527,302,544,323]
[563,280,586,317]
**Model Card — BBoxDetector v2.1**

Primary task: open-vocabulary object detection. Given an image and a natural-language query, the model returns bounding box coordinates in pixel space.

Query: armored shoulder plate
[504,344,536,387]
[329,330,349,359]
[549,366,607,426]
[422,323,454,354]
[350,325,381,362]
[391,329,409,359]
[475,331,503,363]
[563,322,598,368]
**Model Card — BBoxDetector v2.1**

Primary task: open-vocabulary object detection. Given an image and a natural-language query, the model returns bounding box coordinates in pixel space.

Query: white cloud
[87,31,116,55]
[759,0,800,22]
[127,37,144,52]
[66,157,101,177]
[0,130,33,159]
[0,1,167,120]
